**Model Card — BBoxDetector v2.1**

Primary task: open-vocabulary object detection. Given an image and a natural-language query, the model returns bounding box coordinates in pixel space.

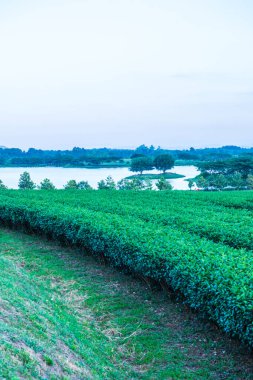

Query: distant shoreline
[0,161,198,169]
[0,164,129,169]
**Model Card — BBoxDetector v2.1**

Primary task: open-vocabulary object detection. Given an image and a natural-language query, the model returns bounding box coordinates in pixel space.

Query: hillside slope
[0,228,252,379]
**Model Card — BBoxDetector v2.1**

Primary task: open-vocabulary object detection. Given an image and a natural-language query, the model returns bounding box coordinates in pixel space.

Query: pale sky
[0,0,253,150]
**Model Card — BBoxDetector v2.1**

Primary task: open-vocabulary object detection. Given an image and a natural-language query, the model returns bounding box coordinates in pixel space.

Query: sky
[0,0,253,150]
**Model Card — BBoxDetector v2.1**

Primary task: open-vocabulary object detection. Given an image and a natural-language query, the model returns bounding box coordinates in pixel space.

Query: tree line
[0,171,173,191]
[191,157,253,190]
[1,145,253,168]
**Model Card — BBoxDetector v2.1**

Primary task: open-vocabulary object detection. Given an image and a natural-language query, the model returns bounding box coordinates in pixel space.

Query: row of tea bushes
[0,190,252,347]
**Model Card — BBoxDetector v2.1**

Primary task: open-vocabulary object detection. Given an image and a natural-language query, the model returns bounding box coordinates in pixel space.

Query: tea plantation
[0,189,252,351]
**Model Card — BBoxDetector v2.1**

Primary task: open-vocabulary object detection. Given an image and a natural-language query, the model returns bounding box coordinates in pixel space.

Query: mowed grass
[0,228,252,380]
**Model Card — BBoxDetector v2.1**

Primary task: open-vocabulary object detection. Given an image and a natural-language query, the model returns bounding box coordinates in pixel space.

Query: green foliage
[226,173,245,189]
[195,176,209,190]
[77,181,93,190]
[188,179,194,190]
[18,172,36,190]
[0,180,7,189]
[118,178,153,191]
[143,179,153,190]
[1,229,250,379]
[153,154,174,173]
[117,178,145,190]
[39,178,55,190]
[64,180,93,190]
[155,177,173,191]
[246,175,253,189]
[42,355,54,366]
[129,156,154,175]
[64,180,78,189]
[195,173,248,190]
[198,157,253,180]
[229,157,253,179]
[98,176,116,190]
[0,190,253,348]
[1,145,253,169]
[209,174,227,190]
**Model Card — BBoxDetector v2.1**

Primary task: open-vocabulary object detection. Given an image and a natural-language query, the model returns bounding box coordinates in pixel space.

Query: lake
[0,166,199,190]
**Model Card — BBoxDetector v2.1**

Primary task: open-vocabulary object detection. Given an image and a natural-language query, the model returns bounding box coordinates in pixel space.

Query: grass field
[0,228,252,379]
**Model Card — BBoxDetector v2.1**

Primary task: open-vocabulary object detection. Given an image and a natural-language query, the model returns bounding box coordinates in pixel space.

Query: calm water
[0,166,199,190]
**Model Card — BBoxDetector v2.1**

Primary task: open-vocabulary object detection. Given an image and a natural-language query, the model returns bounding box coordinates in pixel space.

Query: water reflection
[0,166,199,190]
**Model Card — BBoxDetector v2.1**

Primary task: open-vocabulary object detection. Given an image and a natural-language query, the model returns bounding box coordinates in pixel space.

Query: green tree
[130,157,153,175]
[117,178,144,190]
[228,157,253,179]
[188,179,195,190]
[246,174,253,189]
[211,174,227,190]
[18,172,36,190]
[195,176,209,190]
[228,173,244,189]
[98,176,116,190]
[39,178,55,190]
[0,179,7,189]
[155,177,172,191]
[154,154,174,173]
[197,161,228,175]
[135,144,150,156]
[117,179,131,190]
[64,180,78,189]
[143,179,153,190]
[77,181,92,190]
[198,157,253,179]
